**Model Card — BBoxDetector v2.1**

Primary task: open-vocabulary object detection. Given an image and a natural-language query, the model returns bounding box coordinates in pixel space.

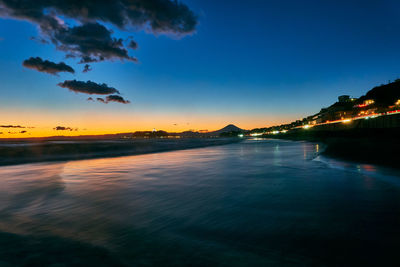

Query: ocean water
[0,139,399,266]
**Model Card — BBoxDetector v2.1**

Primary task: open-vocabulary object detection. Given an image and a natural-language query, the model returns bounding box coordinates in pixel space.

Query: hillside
[358,79,400,107]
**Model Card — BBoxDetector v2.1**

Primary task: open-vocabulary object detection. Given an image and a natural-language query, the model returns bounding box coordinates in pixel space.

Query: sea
[0,138,399,266]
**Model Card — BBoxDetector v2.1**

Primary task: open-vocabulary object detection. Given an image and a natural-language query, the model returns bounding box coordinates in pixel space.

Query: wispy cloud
[53,126,77,131]
[0,125,25,128]
[6,131,27,134]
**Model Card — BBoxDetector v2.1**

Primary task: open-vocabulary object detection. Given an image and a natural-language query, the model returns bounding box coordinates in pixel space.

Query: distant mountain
[205,124,244,136]
[215,124,243,133]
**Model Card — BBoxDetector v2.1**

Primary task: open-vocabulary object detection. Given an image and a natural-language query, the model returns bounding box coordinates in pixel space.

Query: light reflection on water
[0,139,400,266]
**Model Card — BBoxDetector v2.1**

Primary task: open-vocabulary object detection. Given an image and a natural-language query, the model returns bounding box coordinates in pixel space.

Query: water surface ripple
[0,139,399,266]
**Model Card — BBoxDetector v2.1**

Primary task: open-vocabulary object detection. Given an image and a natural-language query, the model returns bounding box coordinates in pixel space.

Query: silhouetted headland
[250,80,400,167]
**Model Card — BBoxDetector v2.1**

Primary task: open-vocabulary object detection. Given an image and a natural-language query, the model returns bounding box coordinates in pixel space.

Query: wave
[0,138,242,166]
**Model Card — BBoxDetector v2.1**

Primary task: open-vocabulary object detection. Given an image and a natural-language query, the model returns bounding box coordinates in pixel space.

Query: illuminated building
[356,99,374,108]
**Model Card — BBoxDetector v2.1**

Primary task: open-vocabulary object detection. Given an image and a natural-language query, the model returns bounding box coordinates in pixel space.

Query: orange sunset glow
[0,108,294,138]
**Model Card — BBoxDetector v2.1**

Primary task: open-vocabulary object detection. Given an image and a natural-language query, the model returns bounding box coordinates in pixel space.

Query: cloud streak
[23,57,75,75]
[58,80,120,95]
[0,125,25,128]
[53,126,77,131]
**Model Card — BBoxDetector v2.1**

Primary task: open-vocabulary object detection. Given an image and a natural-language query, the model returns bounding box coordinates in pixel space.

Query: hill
[358,79,400,107]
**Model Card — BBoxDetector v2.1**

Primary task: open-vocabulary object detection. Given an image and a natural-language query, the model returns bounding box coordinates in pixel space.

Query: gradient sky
[1,0,400,137]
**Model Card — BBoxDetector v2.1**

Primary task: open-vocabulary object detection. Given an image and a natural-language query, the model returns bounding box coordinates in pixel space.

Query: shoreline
[320,138,399,167]
[263,128,400,168]
[0,138,243,167]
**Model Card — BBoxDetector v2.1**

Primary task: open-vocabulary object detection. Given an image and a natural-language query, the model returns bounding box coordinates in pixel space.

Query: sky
[1,0,400,137]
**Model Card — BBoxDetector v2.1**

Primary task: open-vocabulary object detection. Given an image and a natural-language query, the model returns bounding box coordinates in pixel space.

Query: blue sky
[1,0,400,135]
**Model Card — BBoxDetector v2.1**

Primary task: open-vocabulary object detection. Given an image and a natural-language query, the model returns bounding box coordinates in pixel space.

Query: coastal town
[249,79,400,136]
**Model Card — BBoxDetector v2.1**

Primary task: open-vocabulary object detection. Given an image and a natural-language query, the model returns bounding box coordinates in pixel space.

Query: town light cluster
[247,85,400,137]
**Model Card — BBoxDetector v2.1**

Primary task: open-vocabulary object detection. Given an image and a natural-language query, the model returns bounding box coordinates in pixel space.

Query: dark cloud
[0,125,25,128]
[20,130,27,133]
[53,126,77,131]
[95,95,130,104]
[23,57,75,75]
[0,132,3,134]
[58,80,120,95]
[1,1,197,104]
[0,0,197,63]
[0,0,197,34]
[83,64,92,73]
[106,95,130,104]
[87,97,94,101]
[128,40,138,50]
[53,22,137,63]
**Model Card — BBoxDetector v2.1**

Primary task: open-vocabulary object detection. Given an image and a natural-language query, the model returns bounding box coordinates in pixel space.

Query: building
[338,95,350,103]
